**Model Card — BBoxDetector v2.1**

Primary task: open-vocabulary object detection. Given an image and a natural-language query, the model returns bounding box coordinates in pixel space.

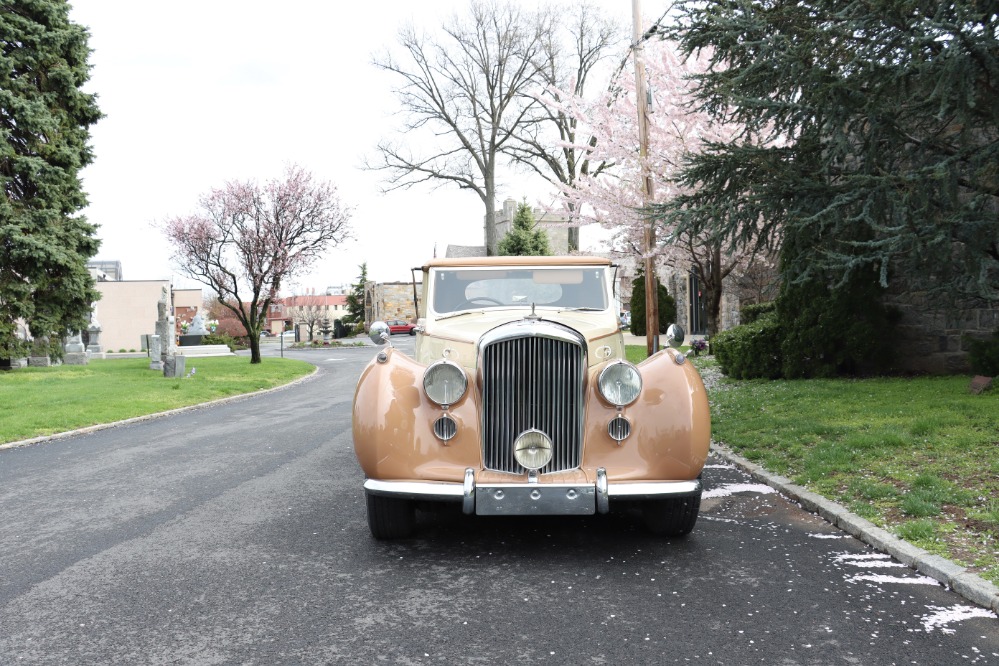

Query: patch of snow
[920,605,997,634]
[846,574,938,585]
[703,483,777,499]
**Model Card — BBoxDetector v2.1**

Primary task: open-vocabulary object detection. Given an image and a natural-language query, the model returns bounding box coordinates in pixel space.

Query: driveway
[1,341,996,664]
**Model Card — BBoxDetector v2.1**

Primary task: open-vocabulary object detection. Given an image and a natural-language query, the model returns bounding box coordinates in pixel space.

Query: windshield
[431,267,608,314]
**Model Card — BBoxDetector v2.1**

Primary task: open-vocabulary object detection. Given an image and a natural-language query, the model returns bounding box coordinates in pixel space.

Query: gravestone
[86,305,105,358]
[180,312,208,346]
[154,287,179,366]
[64,330,88,365]
[970,375,993,395]
[163,351,185,379]
[188,313,209,335]
[28,336,51,367]
[149,334,163,371]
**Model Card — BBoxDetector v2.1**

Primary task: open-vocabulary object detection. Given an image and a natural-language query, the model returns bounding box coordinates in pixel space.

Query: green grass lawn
[629,346,999,585]
[0,357,314,445]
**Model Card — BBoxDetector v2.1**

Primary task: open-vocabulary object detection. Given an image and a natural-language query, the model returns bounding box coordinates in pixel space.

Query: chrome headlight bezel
[423,360,468,407]
[597,360,642,407]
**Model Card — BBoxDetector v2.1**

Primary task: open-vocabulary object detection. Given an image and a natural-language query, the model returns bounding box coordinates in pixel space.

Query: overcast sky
[68,0,667,293]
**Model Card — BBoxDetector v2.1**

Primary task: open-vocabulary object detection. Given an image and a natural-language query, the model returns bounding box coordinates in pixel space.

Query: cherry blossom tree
[543,39,765,334]
[163,165,352,363]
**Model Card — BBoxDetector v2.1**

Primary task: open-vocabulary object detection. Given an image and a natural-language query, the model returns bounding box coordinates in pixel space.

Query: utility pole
[632,0,659,356]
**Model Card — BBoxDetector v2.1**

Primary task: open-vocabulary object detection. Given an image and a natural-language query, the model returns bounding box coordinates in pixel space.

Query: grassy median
[0,357,314,445]
[630,347,999,585]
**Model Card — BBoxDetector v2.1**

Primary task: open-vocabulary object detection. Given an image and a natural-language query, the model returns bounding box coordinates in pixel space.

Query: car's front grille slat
[481,330,584,474]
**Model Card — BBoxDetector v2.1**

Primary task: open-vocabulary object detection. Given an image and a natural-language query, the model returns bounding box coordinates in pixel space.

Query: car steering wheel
[455,296,504,310]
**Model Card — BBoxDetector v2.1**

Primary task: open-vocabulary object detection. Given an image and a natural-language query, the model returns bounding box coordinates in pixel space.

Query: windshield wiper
[435,310,477,321]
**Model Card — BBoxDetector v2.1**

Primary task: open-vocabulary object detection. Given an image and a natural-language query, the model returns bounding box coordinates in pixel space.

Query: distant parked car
[384,319,416,335]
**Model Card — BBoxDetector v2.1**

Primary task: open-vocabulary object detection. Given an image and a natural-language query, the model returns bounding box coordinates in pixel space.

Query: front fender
[582,351,710,481]
[352,348,481,482]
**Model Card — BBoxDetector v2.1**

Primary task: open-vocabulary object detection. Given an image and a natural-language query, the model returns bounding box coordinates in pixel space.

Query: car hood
[415,308,625,370]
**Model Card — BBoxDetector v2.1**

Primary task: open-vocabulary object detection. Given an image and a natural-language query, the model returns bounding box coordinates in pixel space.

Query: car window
[432,268,607,314]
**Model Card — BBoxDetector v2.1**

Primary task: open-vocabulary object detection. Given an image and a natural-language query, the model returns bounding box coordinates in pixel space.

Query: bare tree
[368,1,548,255]
[163,165,352,363]
[288,292,329,341]
[504,1,625,252]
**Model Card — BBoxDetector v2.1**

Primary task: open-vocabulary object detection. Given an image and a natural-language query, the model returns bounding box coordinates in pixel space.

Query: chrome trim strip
[364,476,702,508]
[606,479,702,499]
[364,479,465,502]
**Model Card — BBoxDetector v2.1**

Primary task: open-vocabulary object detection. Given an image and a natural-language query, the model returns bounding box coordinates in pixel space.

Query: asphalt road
[1,339,997,665]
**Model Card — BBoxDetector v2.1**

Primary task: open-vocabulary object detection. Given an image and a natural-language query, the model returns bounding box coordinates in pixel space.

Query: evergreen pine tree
[629,268,676,336]
[664,1,999,304]
[498,201,551,256]
[1,2,102,356]
[343,263,368,325]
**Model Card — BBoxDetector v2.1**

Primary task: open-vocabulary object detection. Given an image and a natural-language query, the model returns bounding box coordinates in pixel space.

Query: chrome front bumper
[363,468,702,517]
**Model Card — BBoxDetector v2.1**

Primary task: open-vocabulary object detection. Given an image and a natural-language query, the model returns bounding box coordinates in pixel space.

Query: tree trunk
[705,245,724,336]
[484,174,497,256]
[248,334,262,364]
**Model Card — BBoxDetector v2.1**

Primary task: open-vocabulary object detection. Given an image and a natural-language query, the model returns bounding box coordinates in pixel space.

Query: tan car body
[352,256,711,537]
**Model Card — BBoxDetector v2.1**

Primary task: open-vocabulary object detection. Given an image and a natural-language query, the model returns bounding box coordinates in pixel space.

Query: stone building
[886,290,998,374]
[490,198,570,255]
[364,280,423,325]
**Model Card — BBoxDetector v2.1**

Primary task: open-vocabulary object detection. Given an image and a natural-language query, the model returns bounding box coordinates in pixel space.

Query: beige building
[274,293,349,340]
[91,280,201,352]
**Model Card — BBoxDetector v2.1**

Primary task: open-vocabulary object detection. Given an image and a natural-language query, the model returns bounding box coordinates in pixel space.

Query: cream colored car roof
[421,256,612,270]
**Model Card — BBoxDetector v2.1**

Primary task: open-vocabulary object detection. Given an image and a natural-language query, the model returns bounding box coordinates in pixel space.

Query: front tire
[366,493,416,539]
[642,492,701,536]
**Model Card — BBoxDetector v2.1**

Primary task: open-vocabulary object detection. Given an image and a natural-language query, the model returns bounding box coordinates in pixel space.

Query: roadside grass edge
[712,441,999,614]
[0,364,320,452]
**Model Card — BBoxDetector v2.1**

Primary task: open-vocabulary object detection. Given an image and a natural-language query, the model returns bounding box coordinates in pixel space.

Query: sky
[67,0,669,294]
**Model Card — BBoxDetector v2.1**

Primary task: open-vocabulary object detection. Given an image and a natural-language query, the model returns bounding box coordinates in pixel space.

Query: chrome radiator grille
[480,332,585,474]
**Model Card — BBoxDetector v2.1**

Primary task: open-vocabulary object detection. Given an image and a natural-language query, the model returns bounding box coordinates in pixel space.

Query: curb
[711,442,999,615]
[0,365,321,452]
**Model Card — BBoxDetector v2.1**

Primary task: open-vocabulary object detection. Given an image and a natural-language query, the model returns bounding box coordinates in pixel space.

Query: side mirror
[368,321,390,346]
[666,324,685,349]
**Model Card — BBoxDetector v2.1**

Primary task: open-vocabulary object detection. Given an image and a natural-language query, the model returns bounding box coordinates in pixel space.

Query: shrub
[711,311,783,379]
[777,274,899,378]
[629,269,677,336]
[966,329,999,376]
[202,333,238,352]
[740,301,776,325]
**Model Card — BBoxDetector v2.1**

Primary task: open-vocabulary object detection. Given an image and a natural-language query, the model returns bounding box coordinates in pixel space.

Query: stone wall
[662,268,741,335]
[886,291,998,374]
[491,198,569,254]
[365,281,423,326]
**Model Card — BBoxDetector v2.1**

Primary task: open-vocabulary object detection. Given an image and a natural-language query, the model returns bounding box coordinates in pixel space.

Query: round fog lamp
[513,429,553,471]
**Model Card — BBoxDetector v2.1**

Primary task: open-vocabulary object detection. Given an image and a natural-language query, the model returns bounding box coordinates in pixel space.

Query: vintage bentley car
[352,256,710,539]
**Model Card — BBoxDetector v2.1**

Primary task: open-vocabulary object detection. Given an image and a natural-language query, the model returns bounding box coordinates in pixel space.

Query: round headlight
[513,429,553,471]
[423,360,467,407]
[598,361,642,406]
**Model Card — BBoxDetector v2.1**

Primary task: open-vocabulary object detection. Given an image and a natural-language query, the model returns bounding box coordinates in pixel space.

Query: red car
[385,319,416,335]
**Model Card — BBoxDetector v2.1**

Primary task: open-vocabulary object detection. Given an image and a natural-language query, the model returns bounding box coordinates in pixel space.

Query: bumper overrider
[363,468,702,517]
